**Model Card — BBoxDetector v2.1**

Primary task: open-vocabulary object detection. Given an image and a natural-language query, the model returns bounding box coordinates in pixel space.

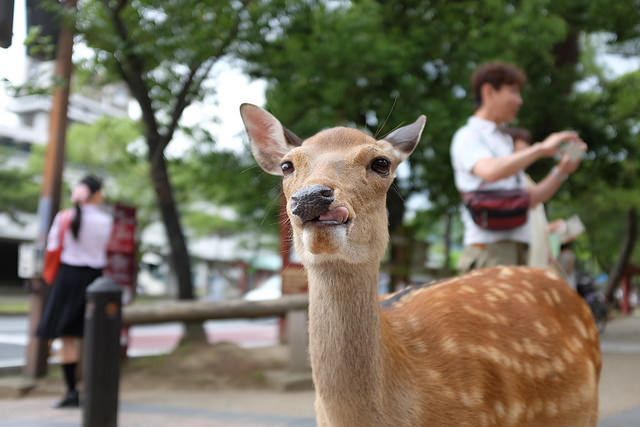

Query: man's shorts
[457,241,529,273]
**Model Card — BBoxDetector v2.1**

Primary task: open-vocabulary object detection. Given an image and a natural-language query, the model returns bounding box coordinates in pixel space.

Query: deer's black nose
[290,185,335,222]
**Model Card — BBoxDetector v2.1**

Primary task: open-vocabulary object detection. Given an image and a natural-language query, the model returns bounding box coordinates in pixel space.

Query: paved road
[1,314,639,426]
[0,315,280,367]
[0,317,29,368]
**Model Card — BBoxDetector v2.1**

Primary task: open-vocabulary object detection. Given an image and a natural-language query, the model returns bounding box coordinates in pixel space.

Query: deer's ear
[380,115,426,161]
[240,103,302,176]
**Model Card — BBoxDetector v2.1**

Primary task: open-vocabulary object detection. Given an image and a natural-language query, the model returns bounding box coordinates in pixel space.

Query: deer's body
[241,104,601,427]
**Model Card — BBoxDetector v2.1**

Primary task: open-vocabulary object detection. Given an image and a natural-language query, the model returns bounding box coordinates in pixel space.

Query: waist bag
[462,189,529,230]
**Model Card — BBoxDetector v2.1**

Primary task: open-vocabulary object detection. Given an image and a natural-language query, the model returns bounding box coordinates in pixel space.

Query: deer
[240,103,601,427]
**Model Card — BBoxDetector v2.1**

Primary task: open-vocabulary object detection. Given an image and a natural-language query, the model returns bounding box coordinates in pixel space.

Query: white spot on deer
[441,337,459,354]
[545,270,561,281]
[460,390,482,407]
[407,315,420,332]
[572,316,589,339]
[521,279,534,289]
[424,369,441,381]
[543,291,554,306]
[511,341,524,353]
[459,285,477,294]
[411,340,427,353]
[485,294,498,303]
[495,282,513,291]
[496,313,509,325]
[523,338,548,357]
[478,412,490,427]
[533,321,548,336]
[463,305,497,323]
[562,348,575,364]
[490,287,509,300]
[522,290,537,303]
[568,336,584,353]
[512,359,523,374]
[546,401,559,417]
[552,357,566,373]
[494,401,506,418]
[498,267,515,278]
[515,293,528,304]
[508,401,525,424]
[550,288,562,304]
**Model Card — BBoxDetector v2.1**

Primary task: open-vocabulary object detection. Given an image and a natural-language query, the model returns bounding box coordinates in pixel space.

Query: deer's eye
[281,161,294,176]
[370,157,390,176]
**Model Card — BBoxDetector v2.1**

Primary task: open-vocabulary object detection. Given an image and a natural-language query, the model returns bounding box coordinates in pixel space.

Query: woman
[37,175,113,408]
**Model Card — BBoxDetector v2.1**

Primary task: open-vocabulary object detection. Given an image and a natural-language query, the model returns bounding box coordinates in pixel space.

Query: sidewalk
[0,389,317,426]
[1,314,639,426]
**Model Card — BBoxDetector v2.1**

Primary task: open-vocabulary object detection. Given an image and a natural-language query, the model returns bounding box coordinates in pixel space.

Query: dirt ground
[120,341,291,392]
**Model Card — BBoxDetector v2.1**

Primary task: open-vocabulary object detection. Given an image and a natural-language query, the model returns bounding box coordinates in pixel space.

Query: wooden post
[23,0,76,380]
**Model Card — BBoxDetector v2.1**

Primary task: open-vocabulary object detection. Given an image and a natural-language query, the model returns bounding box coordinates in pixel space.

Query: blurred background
[0,0,639,306]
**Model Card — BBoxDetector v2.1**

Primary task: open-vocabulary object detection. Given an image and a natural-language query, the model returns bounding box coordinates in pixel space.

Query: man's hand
[538,131,585,157]
[556,153,582,175]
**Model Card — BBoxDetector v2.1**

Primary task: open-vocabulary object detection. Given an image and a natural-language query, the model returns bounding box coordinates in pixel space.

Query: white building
[0,60,128,287]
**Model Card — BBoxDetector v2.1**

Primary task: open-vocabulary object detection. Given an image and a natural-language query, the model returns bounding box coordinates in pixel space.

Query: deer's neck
[306,261,389,420]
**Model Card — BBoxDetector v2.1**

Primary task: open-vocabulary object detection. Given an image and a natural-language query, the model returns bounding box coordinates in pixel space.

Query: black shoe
[52,390,79,408]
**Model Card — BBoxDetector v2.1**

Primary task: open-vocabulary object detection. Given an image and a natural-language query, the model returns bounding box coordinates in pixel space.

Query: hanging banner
[104,204,137,296]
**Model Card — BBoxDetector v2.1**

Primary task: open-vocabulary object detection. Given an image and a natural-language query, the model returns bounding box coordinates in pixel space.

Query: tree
[50,0,267,305]
[0,148,40,220]
[238,0,640,285]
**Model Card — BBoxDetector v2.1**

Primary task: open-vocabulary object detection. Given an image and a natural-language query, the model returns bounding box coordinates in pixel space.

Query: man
[451,62,586,273]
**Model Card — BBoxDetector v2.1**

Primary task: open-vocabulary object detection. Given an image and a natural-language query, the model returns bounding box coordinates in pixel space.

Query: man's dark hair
[471,62,527,109]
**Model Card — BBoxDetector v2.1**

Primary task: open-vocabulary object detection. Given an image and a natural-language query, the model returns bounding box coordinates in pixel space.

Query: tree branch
[152,0,253,159]
[605,207,637,302]
[102,0,160,146]
[153,62,203,159]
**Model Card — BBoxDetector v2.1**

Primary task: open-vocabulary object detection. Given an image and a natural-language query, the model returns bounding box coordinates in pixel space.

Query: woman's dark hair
[70,175,103,239]
[471,62,527,109]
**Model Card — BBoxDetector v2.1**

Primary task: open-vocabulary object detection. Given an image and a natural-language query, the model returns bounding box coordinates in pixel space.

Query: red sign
[107,204,136,254]
[104,204,137,289]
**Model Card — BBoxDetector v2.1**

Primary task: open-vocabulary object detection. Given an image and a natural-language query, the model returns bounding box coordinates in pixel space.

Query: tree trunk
[386,186,408,292]
[148,147,206,343]
[605,208,637,302]
[148,151,194,301]
[442,212,453,276]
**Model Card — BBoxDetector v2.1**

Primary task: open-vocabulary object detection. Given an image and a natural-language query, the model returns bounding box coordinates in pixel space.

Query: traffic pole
[23,0,77,380]
[83,277,122,427]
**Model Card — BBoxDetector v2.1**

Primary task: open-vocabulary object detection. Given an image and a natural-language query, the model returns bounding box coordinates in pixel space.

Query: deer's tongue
[318,207,349,223]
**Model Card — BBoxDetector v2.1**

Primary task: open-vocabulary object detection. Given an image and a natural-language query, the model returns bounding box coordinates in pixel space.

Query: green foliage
[64,116,160,227]
[239,0,640,271]
[547,185,640,271]
[171,144,282,236]
[0,147,40,219]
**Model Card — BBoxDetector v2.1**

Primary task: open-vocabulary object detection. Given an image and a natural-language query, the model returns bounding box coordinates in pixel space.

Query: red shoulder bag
[42,210,73,285]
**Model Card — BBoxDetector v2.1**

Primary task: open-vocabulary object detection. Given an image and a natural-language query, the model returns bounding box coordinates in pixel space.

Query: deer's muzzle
[290,185,335,222]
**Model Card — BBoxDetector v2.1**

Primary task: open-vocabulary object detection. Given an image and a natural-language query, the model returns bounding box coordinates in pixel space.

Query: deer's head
[241,104,426,266]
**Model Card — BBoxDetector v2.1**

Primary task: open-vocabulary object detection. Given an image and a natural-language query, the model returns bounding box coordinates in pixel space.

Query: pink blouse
[46,205,114,269]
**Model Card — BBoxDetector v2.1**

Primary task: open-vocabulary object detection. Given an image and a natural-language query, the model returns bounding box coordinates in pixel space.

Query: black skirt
[37,264,103,339]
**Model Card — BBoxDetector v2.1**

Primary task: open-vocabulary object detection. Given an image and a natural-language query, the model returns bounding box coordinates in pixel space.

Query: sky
[1,0,638,154]
[0,0,266,154]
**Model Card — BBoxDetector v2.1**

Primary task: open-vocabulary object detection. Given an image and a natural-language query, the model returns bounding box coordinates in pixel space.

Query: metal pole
[83,277,122,427]
[23,0,77,380]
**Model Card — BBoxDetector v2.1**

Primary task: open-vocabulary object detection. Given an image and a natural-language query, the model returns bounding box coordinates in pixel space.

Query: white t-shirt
[450,116,530,245]
[47,205,114,269]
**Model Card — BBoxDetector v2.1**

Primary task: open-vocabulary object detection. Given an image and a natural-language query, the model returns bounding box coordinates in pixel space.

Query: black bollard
[83,277,122,427]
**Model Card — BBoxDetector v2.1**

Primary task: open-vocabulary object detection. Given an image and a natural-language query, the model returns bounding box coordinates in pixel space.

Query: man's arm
[527,154,583,206]
[472,130,582,183]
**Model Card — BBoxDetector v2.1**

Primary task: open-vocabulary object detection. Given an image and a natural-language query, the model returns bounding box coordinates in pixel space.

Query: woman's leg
[54,336,80,408]
[60,336,79,363]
